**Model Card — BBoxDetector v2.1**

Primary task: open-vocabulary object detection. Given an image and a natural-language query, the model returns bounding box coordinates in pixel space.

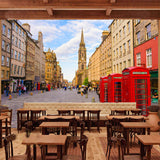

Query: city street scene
[0,1,160,160]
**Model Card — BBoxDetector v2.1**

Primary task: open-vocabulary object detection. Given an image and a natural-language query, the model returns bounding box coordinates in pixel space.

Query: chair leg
[108,145,112,160]
[106,144,109,157]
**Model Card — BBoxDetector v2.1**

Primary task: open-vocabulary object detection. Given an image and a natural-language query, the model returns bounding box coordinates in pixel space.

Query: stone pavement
[1,89,99,128]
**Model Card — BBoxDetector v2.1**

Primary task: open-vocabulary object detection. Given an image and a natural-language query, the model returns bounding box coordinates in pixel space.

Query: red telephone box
[122,67,151,116]
[108,73,122,102]
[100,76,108,102]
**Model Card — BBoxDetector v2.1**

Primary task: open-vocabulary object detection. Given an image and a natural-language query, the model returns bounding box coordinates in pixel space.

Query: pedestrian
[18,86,21,96]
[24,85,26,93]
[6,85,9,97]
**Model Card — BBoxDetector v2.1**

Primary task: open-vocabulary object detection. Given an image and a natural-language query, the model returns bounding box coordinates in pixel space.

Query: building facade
[45,49,57,88]
[88,46,101,84]
[10,20,27,92]
[1,20,12,93]
[22,23,35,91]
[110,19,134,74]
[134,19,158,96]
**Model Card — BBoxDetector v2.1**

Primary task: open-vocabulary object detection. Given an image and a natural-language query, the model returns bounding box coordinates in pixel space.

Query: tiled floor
[0,127,160,160]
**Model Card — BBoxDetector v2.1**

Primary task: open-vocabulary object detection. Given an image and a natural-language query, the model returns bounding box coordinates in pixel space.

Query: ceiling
[0,0,160,19]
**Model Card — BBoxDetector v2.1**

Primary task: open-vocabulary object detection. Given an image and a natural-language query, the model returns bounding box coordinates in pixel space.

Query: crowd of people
[4,85,28,97]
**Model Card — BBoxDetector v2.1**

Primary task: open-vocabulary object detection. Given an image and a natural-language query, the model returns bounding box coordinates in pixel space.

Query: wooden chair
[105,121,118,160]
[73,110,85,121]
[112,117,128,136]
[4,134,28,160]
[62,135,88,160]
[67,121,85,148]
[31,110,42,129]
[87,110,100,132]
[58,110,71,116]
[0,109,12,135]
[129,117,144,144]
[117,136,143,160]
[17,110,29,132]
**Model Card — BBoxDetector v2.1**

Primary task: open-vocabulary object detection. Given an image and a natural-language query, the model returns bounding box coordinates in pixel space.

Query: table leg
[33,144,37,160]
[124,128,129,154]
[140,142,145,159]
[146,145,152,160]
[5,118,8,136]
[147,128,150,135]
[57,145,62,160]
[0,120,2,148]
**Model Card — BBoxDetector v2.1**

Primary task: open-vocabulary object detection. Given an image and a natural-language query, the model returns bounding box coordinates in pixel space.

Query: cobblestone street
[1,89,99,128]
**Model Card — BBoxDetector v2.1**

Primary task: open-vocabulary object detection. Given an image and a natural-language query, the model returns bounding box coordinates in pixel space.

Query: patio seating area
[0,103,160,160]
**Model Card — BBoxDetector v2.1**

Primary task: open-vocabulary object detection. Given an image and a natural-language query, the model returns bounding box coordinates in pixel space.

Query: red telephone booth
[100,76,108,102]
[122,67,151,116]
[108,73,122,102]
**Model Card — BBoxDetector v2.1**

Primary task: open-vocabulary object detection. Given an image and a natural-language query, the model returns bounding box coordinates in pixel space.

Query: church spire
[80,28,85,46]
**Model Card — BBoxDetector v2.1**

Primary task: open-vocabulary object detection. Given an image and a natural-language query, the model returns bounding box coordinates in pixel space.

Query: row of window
[1,56,9,66]
[114,59,131,73]
[136,48,152,68]
[113,21,131,43]
[136,23,151,45]
[12,35,25,50]
[2,40,10,52]
[11,49,25,62]
[113,40,131,57]
[11,64,24,76]
[12,22,26,39]
[2,24,11,39]
[1,70,9,79]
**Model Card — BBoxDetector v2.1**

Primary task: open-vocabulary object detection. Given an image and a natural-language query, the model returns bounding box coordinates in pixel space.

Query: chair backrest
[115,110,126,115]
[106,121,113,142]
[79,135,88,160]
[73,110,85,121]
[58,110,71,116]
[129,117,144,122]
[18,110,29,121]
[88,111,100,121]
[4,134,16,160]
[31,110,42,121]
[0,109,12,125]
[79,121,85,140]
[131,110,142,115]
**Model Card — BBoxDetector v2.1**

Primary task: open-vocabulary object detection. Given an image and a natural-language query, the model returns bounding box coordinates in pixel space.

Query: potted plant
[147,104,160,131]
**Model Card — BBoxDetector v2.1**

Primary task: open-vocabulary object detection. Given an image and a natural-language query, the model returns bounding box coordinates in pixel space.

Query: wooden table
[22,134,67,160]
[106,115,148,121]
[120,122,151,154]
[111,108,142,115]
[0,116,8,148]
[136,135,160,160]
[39,122,70,135]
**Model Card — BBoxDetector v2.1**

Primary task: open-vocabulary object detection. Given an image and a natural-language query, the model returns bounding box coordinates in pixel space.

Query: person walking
[18,86,21,96]
[6,85,9,96]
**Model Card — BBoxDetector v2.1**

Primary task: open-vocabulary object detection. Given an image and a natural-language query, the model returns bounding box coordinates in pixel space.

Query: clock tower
[78,29,86,71]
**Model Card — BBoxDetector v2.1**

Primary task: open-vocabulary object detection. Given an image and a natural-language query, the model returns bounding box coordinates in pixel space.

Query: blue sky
[21,20,112,81]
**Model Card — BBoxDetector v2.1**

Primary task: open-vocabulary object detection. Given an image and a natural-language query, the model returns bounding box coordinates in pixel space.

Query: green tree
[83,77,88,86]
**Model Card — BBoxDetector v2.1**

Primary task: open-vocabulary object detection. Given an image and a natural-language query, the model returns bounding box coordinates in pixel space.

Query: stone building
[88,46,100,84]
[56,61,63,88]
[1,20,12,93]
[100,31,109,77]
[133,19,159,96]
[76,29,88,85]
[109,19,134,73]
[45,49,57,88]
[22,23,35,91]
[10,20,27,92]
